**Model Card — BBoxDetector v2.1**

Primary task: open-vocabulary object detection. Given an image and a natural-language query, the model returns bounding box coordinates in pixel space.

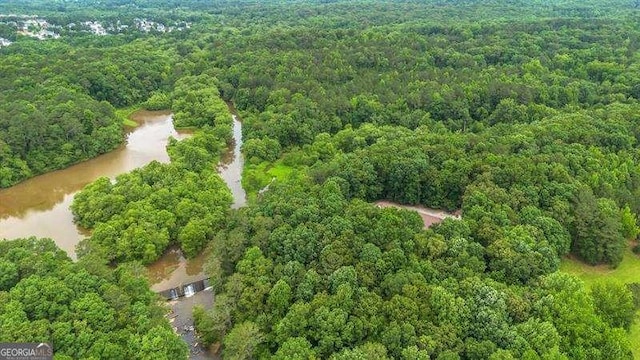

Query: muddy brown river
[1,109,245,359]
[0,111,188,254]
[0,109,245,285]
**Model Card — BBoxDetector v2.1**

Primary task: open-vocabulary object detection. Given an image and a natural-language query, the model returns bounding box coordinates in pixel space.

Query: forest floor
[560,245,640,285]
[560,246,640,357]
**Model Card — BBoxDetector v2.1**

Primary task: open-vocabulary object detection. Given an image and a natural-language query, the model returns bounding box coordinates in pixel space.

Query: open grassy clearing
[242,160,298,197]
[560,247,640,357]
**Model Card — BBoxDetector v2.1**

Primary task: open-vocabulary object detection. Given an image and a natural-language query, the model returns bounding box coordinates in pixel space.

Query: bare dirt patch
[374,200,461,229]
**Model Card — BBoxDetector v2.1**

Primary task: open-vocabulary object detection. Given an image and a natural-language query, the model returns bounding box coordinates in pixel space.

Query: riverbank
[115,105,144,127]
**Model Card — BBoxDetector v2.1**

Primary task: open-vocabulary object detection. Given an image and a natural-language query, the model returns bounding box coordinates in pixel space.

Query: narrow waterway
[219,111,246,209]
[150,105,245,360]
[168,289,216,359]
[147,106,246,292]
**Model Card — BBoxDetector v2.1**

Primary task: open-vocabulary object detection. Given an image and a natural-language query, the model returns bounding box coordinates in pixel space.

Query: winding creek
[0,107,246,360]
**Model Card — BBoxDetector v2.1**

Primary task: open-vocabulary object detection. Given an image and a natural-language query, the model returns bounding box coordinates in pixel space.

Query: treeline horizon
[1,0,640,359]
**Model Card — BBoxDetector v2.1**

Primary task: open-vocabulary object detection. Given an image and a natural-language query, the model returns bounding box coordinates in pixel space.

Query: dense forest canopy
[0,238,188,359]
[1,0,640,359]
[195,180,635,359]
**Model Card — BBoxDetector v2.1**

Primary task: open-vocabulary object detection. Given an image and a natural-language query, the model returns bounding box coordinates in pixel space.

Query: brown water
[148,247,209,292]
[0,111,187,257]
[0,107,245,274]
[148,107,246,292]
[218,113,246,209]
